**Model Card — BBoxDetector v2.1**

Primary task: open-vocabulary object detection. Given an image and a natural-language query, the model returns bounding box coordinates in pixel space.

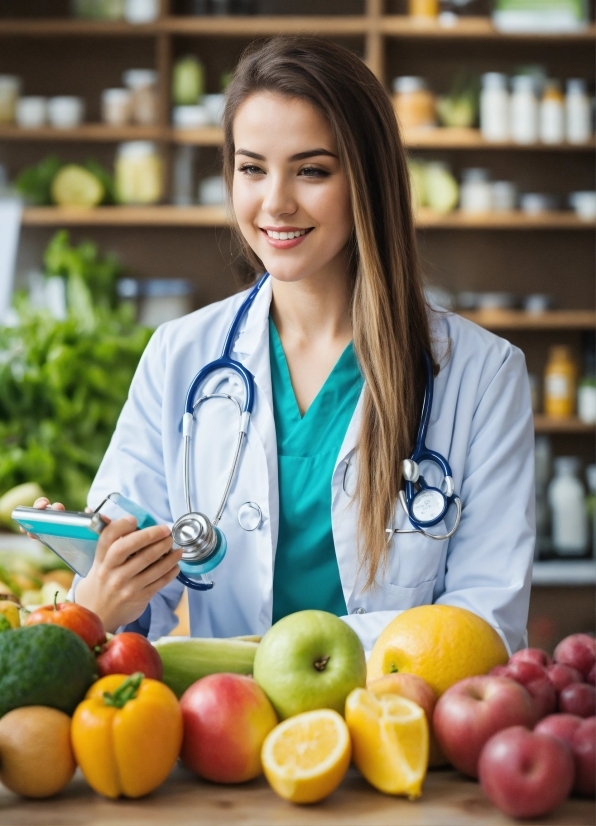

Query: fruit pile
[0,598,592,820]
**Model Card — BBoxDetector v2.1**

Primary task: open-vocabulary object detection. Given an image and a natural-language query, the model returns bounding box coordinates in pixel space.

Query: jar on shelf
[115,141,163,204]
[392,77,436,131]
[124,0,160,23]
[408,0,439,19]
[565,79,591,144]
[101,88,132,126]
[544,345,577,418]
[139,279,193,327]
[548,457,589,556]
[460,168,493,213]
[510,75,538,145]
[16,97,47,128]
[123,69,158,125]
[491,180,517,211]
[0,76,21,124]
[539,80,564,145]
[480,73,509,142]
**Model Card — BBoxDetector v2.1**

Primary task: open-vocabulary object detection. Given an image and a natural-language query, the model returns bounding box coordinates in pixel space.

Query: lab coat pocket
[381,577,437,610]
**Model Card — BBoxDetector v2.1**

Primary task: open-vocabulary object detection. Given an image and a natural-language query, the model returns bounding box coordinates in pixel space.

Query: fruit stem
[313,655,330,672]
[103,672,144,708]
[53,590,59,611]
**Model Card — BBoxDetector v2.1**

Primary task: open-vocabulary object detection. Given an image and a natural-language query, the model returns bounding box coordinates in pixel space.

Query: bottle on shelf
[392,77,436,131]
[408,0,439,20]
[539,80,565,145]
[510,75,538,145]
[115,141,163,205]
[480,73,509,142]
[577,333,596,424]
[565,79,592,144]
[544,345,577,418]
[459,168,493,213]
[548,457,589,556]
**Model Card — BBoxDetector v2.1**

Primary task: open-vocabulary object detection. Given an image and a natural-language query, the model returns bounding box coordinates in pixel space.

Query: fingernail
[161,525,172,537]
[125,515,137,526]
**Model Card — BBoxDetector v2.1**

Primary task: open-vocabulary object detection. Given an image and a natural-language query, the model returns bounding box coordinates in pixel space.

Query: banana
[154,637,259,698]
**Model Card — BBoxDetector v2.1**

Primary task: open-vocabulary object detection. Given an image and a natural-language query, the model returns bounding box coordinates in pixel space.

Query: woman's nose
[261,174,297,217]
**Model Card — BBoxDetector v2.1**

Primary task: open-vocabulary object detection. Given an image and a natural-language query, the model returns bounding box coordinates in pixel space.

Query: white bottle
[510,75,538,145]
[539,80,565,145]
[548,457,589,555]
[460,168,493,213]
[480,73,509,142]
[566,79,591,144]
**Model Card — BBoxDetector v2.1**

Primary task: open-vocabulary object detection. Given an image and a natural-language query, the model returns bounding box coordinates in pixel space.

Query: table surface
[0,766,593,826]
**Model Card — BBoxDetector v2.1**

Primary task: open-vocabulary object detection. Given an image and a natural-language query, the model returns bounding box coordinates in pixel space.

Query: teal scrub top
[269,319,364,623]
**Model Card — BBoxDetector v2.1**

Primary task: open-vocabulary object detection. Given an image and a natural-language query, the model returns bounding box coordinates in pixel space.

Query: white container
[15,96,47,128]
[115,141,163,204]
[202,93,226,126]
[539,80,565,145]
[0,75,21,124]
[548,456,589,555]
[460,168,493,213]
[578,382,596,424]
[510,75,538,144]
[124,0,159,23]
[569,191,596,221]
[198,175,225,206]
[123,69,158,125]
[172,105,210,129]
[101,88,132,125]
[139,279,193,327]
[520,193,555,214]
[480,73,509,142]
[47,96,84,128]
[565,79,591,144]
[491,180,517,211]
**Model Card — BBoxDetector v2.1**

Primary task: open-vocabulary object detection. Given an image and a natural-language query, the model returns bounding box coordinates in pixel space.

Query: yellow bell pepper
[71,672,183,799]
[0,599,20,629]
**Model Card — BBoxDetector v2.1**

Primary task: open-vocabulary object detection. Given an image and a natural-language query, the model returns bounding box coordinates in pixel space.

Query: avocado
[0,624,97,718]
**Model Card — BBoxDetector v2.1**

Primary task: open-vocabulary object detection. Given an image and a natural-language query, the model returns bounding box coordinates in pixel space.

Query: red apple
[554,634,596,680]
[535,713,595,797]
[478,726,574,818]
[559,683,596,718]
[587,664,595,686]
[180,673,278,783]
[510,648,553,668]
[25,596,105,649]
[96,632,163,680]
[491,660,556,720]
[368,673,446,767]
[433,675,537,778]
[546,663,584,695]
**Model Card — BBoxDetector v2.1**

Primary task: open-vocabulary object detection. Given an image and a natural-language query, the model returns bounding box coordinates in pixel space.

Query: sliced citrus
[261,709,351,804]
[345,688,428,798]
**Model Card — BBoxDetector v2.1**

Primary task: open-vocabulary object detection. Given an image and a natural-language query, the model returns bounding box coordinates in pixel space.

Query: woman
[43,37,533,653]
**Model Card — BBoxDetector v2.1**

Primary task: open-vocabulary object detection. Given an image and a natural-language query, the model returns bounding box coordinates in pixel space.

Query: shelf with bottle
[534,416,595,434]
[380,16,596,40]
[459,310,596,330]
[532,560,596,586]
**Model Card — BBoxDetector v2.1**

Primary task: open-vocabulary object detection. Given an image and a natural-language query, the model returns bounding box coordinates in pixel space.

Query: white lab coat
[71,277,535,654]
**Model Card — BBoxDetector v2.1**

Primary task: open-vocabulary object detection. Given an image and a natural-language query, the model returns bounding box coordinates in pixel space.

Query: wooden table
[0,766,593,826]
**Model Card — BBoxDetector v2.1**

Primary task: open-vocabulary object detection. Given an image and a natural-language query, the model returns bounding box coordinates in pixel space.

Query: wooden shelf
[171,127,224,146]
[0,19,161,36]
[534,415,595,434]
[416,209,594,229]
[163,16,369,36]
[460,310,596,330]
[402,127,596,151]
[0,124,164,142]
[381,16,596,40]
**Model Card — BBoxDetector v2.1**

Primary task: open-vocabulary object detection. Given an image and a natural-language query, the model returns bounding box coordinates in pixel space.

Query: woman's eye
[299,167,329,178]
[237,164,264,176]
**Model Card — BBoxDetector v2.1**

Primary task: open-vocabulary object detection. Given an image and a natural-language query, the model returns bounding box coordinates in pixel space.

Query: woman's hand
[29,497,182,633]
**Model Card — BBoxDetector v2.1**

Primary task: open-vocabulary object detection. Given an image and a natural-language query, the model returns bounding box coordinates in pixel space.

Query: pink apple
[559,683,596,718]
[587,664,595,686]
[510,648,553,668]
[180,673,278,783]
[554,634,596,680]
[433,675,537,778]
[535,713,582,743]
[546,663,584,695]
[478,726,574,818]
[368,673,446,767]
[491,660,556,720]
[535,714,595,797]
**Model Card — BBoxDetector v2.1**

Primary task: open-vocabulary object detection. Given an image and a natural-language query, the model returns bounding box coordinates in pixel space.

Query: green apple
[253,610,367,720]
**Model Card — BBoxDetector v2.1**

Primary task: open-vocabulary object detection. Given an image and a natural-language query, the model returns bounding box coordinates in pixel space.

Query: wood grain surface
[0,766,593,826]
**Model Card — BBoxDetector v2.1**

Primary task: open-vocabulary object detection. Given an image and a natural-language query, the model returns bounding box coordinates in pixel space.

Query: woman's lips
[260,227,313,249]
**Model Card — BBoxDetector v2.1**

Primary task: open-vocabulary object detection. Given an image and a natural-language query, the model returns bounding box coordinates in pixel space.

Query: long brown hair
[222,36,433,590]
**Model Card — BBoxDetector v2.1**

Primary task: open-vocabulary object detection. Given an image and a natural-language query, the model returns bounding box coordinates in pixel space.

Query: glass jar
[101,88,132,126]
[0,76,21,124]
[392,77,436,131]
[123,69,158,125]
[115,141,163,204]
[480,73,509,142]
[460,168,492,213]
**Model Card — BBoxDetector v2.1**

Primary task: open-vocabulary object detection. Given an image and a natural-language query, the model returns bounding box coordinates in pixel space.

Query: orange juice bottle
[544,346,577,418]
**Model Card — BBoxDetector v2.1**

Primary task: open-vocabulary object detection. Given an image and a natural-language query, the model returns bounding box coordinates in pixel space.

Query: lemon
[367,605,508,697]
[261,709,351,804]
[345,688,428,798]
[51,165,104,208]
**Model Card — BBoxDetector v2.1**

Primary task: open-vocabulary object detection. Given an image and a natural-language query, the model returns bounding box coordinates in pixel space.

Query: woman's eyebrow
[235,148,338,161]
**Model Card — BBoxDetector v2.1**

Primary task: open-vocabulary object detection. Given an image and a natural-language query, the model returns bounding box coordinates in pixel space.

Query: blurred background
[0,0,593,647]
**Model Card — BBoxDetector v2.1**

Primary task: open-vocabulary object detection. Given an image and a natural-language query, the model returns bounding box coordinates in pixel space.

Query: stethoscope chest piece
[173,511,227,575]
[238,501,262,531]
[410,487,448,524]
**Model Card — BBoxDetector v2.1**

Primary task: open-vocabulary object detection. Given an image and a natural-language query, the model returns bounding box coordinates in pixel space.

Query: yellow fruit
[345,688,428,798]
[0,600,20,629]
[261,709,351,804]
[51,165,104,208]
[367,605,508,697]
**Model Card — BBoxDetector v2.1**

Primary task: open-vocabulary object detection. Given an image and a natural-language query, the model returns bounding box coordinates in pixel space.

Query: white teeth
[265,229,308,240]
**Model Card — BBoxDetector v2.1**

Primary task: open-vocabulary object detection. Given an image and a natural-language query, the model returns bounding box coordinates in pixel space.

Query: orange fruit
[367,605,508,697]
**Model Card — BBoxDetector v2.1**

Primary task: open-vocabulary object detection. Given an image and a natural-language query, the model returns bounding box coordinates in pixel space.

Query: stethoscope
[172,271,462,591]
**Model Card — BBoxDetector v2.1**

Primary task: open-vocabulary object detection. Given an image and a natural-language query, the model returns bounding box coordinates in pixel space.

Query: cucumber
[154,637,259,698]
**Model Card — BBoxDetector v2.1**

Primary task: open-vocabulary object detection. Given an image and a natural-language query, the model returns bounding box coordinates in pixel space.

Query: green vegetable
[51,165,105,208]
[424,163,459,214]
[15,156,114,207]
[0,615,11,633]
[436,72,479,129]
[0,624,97,717]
